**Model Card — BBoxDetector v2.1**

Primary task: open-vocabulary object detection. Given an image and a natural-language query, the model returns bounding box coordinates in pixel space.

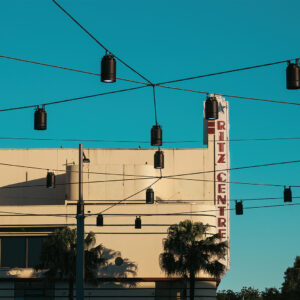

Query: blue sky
[0,0,299,291]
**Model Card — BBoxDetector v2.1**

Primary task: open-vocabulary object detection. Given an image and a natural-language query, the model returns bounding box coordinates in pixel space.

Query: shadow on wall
[98,247,138,288]
[0,174,66,206]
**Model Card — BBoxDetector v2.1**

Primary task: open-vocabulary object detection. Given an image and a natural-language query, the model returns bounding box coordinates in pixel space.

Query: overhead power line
[52,0,153,85]
[156,57,300,85]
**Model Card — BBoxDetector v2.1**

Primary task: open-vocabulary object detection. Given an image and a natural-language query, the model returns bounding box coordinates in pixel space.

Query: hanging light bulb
[146,188,154,204]
[151,125,162,146]
[286,61,300,90]
[46,171,55,188]
[101,53,116,83]
[235,201,243,215]
[97,214,104,226]
[154,150,164,169]
[135,216,142,229]
[34,106,47,130]
[205,96,218,120]
[284,186,292,202]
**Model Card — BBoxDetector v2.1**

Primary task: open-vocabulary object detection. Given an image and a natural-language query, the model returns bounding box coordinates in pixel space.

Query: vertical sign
[204,95,230,268]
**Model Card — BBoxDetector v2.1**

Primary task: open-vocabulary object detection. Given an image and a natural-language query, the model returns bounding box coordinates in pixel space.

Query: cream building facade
[0,96,230,299]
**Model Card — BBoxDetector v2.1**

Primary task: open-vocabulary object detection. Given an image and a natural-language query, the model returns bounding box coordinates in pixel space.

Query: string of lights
[1,53,299,114]
[52,0,153,85]
[0,159,299,189]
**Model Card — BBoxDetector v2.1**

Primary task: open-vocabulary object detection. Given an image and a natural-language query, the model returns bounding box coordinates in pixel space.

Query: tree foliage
[217,287,281,300]
[281,256,300,299]
[36,227,106,300]
[160,220,228,300]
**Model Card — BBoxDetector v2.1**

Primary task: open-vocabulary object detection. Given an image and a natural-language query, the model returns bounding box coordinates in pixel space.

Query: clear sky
[0,0,299,292]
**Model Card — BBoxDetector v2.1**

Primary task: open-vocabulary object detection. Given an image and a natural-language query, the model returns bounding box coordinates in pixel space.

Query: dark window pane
[1,237,26,267]
[28,237,44,268]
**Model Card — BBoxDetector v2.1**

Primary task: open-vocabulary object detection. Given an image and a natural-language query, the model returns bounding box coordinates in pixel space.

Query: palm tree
[35,227,106,300]
[159,220,228,300]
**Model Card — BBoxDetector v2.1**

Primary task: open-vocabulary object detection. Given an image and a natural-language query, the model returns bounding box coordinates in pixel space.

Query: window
[0,237,44,268]
[1,237,26,268]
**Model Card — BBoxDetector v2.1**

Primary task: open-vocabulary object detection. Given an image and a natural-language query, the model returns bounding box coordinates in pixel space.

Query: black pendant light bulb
[154,149,164,169]
[235,201,243,215]
[97,214,104,226]
[135,216,142,229]
[205,95,219,120]
[151,125,162,146]
[46,171,55,189]
[284,186,292,202]
[146,188,154,204]
[286,60,300,90]
[34,105,47,130]
[101,53,116,83]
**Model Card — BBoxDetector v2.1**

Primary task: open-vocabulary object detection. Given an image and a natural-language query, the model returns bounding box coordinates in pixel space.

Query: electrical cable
[164,159,300,179]
[1,136,300,143]
[99,178,162,214]
[0,159,300,189]
[52,0,153,85]
[191,202,300,214]
[152,86,158,125]
[0,202,300,218]
[0,85,147,112]
[0,54,148,85]
[66,196,300,203]
[164,177,284,187]
[159,85,300,106]
[0,54,99,76]
[0,176,157,190]
[155,58,300,85]
[0,161,157,178]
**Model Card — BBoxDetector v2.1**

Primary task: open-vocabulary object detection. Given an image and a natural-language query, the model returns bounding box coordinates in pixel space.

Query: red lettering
[217,121,226,130]
[218,184,226,193]
[217,154,226,163]
[217,172,226,182]
[217,142,225,152]
[218,132,225,141]
[218,218,226,227]
[218,229,226,239]
[218,206,226,216]
[217,195,226,205]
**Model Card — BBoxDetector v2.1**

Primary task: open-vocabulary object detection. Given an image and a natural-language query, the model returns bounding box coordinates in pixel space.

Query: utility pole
[76,144,84,299]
